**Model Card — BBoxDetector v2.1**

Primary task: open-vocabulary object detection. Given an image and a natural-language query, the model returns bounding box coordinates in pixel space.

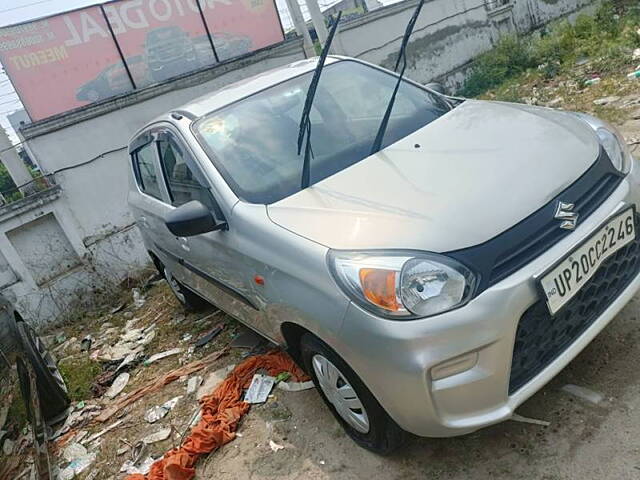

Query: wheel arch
[280,322,313,368]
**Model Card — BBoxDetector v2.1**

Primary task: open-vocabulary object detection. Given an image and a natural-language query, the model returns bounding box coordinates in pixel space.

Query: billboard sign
[0,0,284,121]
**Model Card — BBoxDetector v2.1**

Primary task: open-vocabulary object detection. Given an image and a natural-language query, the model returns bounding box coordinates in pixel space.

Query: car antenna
[297,11,343,190]
[370,0,425,155]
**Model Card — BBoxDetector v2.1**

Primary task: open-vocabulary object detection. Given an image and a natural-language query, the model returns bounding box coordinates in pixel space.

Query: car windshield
[193,60,451,204]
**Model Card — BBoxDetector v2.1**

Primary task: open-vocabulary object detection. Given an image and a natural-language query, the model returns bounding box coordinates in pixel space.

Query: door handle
[178,237,190,252]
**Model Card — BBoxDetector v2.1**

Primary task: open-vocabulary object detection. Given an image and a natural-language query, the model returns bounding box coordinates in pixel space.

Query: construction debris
[561,384,604,405]
[144,348,184,366]
[96,349,227,423]
[142,427,172,445]
[83,419,125,445]
[193,324,224,348]
[105,372,130,399]
[277,380,315,392]
[510,413,551,427]
[120,456,156,475]
[122,350,307,480]
[186,376,202,395]
[269,440,285,452]
[144,397,181,423]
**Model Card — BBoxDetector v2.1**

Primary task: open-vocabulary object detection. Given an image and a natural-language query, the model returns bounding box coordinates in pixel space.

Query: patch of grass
[7,389,28,430]
[59,356,102,402]
[460,1,640,98]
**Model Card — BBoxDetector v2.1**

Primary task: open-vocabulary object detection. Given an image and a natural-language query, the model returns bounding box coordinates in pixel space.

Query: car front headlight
[571,112,632,174]
[328,250,476,319]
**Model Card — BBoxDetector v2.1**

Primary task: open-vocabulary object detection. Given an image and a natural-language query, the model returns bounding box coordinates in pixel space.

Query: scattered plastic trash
[143,427,172,445]
[269,440,284,452]
[56,333,67,344]
[80,335,94,352]
[634,48,640,60]
[132,288,146,309]
[275,372,291,383]
[83,419,124,445]
[59,452,96,479]
[121,350,306,480]
[627,70,640,80]
[510,413,550,427]
[187,375,202,395]
[0,406,8,430]
[144,348,184,366]
[561,384,604,405]
[244,374,276,404]
[120,456,156,475]
[593,96,620,106]
[96,349,227,423]
[277,380,315,392]
[105,372,130,399]
[584,77,601,86]
[2,438,14,455]
[111,302,126,314]
[182,333,193,342]
[194,324,224,348]
[62,442,88,462]
[144,397,182,423]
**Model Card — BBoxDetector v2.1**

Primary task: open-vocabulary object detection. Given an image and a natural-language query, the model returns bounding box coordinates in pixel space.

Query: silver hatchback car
[127,56,640,453]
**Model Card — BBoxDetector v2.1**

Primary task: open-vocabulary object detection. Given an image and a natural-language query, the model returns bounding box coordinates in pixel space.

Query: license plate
[539,207,636,315]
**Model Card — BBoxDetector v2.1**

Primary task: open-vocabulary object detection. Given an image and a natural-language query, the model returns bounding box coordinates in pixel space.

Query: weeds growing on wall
[460,1,640,97]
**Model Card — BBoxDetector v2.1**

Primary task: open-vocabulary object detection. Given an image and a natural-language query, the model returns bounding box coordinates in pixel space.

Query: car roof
[181,56,342,118]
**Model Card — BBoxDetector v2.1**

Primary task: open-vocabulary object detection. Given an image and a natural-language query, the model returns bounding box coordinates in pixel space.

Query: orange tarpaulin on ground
[127,350,308,480]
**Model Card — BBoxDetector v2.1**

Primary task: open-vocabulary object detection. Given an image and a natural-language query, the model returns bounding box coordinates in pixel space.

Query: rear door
[155,128,264,333]
[128,130,182,278]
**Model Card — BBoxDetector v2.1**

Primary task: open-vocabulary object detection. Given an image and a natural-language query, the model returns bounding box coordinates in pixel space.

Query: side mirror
[164,200,224,237]
[425,82,447,95]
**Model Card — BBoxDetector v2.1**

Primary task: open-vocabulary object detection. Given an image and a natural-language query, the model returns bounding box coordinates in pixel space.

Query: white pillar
[304,0,329,47]
[284,0,316,57]
[0,127,33,195]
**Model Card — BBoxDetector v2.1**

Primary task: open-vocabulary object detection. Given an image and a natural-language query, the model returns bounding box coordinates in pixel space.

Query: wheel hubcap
[164,268,186,304]
[312,354,370,434]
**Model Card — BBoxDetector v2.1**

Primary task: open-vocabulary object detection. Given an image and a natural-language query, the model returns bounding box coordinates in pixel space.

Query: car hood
[267,100,600,252]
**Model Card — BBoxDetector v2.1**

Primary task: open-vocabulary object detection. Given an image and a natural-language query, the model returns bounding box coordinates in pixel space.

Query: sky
[0,0,402,144]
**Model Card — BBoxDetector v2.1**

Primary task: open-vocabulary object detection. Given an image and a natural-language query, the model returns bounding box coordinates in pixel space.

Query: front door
[155,129,264,334]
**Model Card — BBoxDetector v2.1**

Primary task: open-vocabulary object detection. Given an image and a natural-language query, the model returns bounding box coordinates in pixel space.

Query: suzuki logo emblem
[555,201,579,230]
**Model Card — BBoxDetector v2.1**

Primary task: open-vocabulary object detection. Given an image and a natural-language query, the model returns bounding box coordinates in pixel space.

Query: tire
[16,358,54,478]
[163,266,210,312]
[17,322,70,423]
[300,333,406,454]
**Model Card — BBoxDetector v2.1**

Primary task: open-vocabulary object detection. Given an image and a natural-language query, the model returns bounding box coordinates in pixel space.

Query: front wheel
[300,334,406,454]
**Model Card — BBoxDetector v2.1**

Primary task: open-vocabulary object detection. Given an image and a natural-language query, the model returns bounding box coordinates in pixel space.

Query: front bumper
[336,160,640,438]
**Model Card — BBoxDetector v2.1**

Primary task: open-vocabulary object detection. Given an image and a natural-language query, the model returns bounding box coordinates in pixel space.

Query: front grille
[509,228,640,394]
[491,172,621,284]
[449,149,624,294]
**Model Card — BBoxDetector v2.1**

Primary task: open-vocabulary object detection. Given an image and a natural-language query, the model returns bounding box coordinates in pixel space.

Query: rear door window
[132,142,163,200]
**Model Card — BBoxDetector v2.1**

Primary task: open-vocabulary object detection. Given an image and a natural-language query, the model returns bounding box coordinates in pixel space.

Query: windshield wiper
[298,11,342,190]
[370,0,425,155]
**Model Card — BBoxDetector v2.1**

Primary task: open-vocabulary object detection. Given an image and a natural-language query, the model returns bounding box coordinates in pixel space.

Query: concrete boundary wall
[335,0,597,89]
